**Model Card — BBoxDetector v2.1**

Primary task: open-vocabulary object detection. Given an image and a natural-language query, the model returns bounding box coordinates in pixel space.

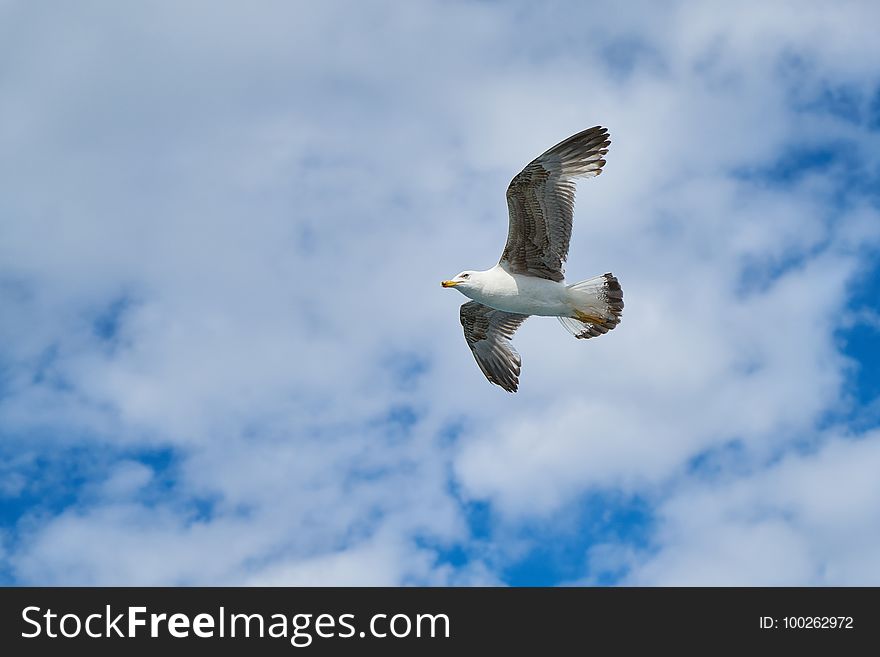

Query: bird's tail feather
[558,273,623,339]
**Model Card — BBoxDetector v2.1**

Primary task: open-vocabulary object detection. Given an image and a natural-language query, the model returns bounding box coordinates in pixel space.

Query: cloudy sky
[2,0,879,586]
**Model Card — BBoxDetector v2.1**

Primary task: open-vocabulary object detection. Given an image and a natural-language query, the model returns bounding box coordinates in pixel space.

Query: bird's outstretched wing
[501,126,610,281]
[460,301,529,393]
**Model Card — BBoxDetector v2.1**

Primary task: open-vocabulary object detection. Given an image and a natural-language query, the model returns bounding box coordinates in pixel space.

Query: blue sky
[1,1,880,585]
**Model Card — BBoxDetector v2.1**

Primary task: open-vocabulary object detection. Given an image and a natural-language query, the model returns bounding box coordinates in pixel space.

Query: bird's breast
[469,274,570,316]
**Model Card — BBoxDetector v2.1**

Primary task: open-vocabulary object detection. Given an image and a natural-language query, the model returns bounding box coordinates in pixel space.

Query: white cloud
[1,0,879,585]
[610,429,880,585]
[97,461,154,499]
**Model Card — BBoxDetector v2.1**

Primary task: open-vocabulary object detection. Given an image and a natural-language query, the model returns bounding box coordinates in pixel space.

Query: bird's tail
[557,273,623,339]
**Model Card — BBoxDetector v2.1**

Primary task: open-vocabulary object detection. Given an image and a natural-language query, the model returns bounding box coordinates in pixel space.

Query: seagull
[441,126,622,392]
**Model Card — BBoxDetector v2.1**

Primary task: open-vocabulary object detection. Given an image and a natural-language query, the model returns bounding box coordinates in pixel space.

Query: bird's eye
[462,273,470,279]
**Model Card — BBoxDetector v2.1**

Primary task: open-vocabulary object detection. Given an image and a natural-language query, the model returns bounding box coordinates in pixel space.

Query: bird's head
[441,271,478,293]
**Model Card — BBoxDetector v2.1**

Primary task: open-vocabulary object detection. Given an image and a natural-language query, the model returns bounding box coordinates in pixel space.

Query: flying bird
[442,126,622,392]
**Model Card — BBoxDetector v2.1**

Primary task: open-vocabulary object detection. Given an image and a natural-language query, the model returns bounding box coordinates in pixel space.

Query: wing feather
[501,126,610,281]
[460,301,528,393]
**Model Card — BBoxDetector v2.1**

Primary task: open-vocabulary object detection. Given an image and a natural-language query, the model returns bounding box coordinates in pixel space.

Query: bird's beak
[441,280,459,288]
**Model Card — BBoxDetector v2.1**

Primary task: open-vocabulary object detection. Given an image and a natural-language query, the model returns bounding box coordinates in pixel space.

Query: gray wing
[460,301,529,393]
[501,126,610,281]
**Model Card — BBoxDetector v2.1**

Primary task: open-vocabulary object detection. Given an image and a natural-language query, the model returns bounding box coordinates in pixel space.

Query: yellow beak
[441,280,459,288]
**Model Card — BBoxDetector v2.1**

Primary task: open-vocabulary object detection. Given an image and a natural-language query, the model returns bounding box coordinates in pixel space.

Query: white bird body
[454,265,573,317]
